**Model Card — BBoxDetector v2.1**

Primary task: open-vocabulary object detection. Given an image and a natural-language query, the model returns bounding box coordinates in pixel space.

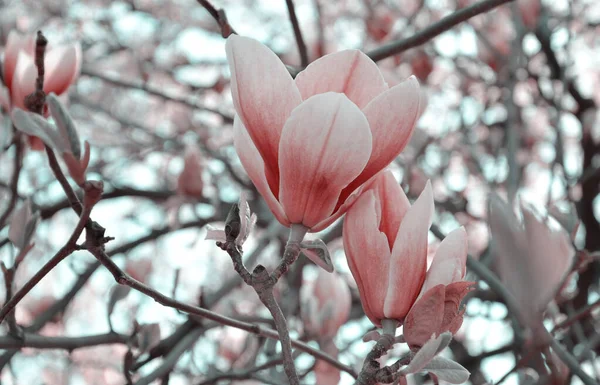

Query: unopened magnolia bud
[9,200,39,250]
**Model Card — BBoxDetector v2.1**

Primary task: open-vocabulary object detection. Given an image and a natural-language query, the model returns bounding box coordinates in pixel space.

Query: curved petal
[403,284,445,349]
[340,76,421,200]
[420,227,468,295]
[441,281,474,334]
[343,191,391,326]
[295,50,388,109]
[521,205,574,311]
[488,194,532,321]
[44,43,82,96]
[226,35,302,191]
[370,170,411,248]
[278,92,371,229]
[233,117,290,227]
[310,173,378,232]
[10,52,37,110]
[3,32,35,91]
[383,181,434,320]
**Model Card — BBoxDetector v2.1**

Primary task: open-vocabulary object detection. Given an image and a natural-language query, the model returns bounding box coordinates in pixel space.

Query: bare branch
[366,0,515,62]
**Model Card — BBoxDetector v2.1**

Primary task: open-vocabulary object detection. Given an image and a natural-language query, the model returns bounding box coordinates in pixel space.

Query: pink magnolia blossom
[299,269,351,384]
[176,147,205,198]
[343,170,470,330]
[488,195,575,334]
[226,35,423,232]
[1,31,81,149]
[300,269,351,339]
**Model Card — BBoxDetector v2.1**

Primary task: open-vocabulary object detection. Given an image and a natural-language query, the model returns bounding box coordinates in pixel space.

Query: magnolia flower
[488,194,574,335]
[343,171,470,330]
[227,35,423,233]
[301,269,351,339]
[1,31,81,149]
[176,147,205,198]
[300,269,351,384]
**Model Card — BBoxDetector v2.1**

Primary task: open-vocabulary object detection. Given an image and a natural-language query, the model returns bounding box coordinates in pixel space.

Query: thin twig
[0,332,130,350]
[196,0,237,37]
[552,298,600,332]
[547,331,598,385]
[86,245,356,377]
[0,135,24,229]
[366,0,515,62]
[81,68,234,123]
[285,0,309,67]
[0,186,96,323]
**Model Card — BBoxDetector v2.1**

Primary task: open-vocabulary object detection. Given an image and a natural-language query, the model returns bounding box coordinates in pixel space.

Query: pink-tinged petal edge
[233,117,290,227]
[43,43,82,96]
[370,170,411,249]
[295,50,388,109]
[340,76,421,202]
[10,52,36,110]
[278,92,371,229]
[404,284,445,349]
[3,32,35,91]
[383,181,434,320]
[343,191,392,326]
[420,227,468,295]
[226,35,302,194]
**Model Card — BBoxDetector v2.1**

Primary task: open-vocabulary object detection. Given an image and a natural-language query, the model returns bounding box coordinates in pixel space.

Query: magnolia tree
[0,0,599,384]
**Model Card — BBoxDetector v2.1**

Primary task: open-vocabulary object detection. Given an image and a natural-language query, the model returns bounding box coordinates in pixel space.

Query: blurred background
[0,0,599,384]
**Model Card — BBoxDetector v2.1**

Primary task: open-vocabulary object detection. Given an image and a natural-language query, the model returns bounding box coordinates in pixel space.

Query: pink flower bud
[300,269,351,339]
[176,148,205,198]
[488,194,575,332]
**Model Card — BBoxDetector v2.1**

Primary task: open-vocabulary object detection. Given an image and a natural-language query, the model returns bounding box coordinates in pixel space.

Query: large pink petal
[278,92,371,229]
[343,191,391,326]
[233,117,290,227]
[3,32,35,91]
[295,50,388,109]
[370,170,411,248]
[420,227,468,295]
[10,52,37,111]
[383,181,434,320]
[226,35,302,193]
[43,43,82,96]
[340,77,421,201]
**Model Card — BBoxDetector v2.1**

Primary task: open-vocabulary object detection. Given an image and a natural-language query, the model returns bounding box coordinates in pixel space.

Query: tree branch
[366,0,515,62]
[285,0,309,67]
[0,332,129,350]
